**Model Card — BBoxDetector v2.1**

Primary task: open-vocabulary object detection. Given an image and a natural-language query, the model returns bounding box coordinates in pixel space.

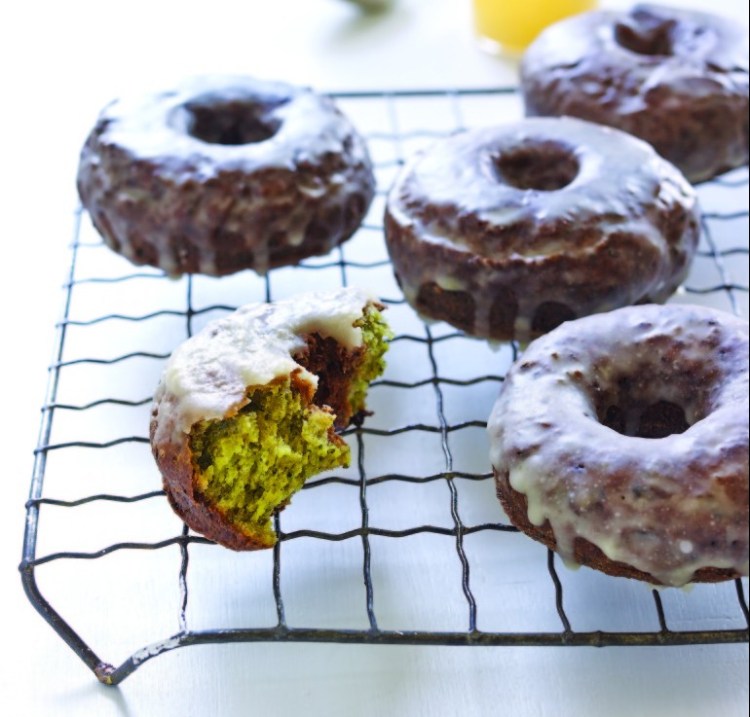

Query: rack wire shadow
[20,87,750,685]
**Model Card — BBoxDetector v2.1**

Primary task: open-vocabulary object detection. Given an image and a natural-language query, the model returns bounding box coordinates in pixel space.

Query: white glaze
[488,304,749,587]
[152,287,376,445]
[103,75,357,176]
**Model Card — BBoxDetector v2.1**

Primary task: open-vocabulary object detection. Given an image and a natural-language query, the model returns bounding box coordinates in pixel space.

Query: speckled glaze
[488,304,749,587]
[384,117,700,342]
[521,4,749,183]
[77,76,375,276]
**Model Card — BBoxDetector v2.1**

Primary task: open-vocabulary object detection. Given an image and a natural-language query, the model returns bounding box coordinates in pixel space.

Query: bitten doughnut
[488,304,749,587]
[150,288,391,550]
[384,117,700,343]
[77,76,376,276]
[521,4,749,183]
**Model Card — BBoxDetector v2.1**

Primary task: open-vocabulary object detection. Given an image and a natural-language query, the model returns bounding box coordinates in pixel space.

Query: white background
[1,1,748,715]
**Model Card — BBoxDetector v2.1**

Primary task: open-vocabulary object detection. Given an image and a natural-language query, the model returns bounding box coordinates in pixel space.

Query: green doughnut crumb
[348,306,393,414]
[190,381,346,547]
[188,302,391,547]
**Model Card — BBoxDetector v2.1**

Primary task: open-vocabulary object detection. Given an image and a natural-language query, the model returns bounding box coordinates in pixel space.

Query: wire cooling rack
[21,87,750,685]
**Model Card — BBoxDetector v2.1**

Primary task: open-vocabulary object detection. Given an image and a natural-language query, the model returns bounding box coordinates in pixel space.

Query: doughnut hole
[601,400,690,439]
[493,141,579,191]
[592,363,711,439]
[614,10,676,56]
[179,96,286,145]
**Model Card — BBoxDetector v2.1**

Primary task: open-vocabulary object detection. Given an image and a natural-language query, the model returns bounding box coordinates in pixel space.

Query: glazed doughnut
[77,75,375,276]
[384,117,700,343]
[488,304,749,587]
[150,288,391,550]
[521,4,749,183]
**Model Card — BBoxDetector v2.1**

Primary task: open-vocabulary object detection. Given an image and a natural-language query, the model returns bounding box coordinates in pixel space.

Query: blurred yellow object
[473,0,598,55]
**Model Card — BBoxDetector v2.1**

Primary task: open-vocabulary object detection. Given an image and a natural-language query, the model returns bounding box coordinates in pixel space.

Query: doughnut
[149,288,391,550]
[384,117,700,343]
[521,4,749,184]
[488,304,749,587]
[77,75,376,276]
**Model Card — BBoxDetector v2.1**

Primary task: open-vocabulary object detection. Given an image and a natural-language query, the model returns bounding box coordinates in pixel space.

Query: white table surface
[2,1,748,715]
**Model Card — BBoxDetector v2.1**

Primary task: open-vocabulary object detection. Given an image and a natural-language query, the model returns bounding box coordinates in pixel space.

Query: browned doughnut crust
[521,4,749,184]
[384,117,700,342]
[488,304,749,587]
[494,472,739,584]
[77,76,375,277]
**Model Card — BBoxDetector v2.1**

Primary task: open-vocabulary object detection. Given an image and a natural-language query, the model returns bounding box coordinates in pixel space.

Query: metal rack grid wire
[20,86,750,686]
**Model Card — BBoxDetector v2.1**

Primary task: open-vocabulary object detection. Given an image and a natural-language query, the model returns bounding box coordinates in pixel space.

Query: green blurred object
[340,0,395,12]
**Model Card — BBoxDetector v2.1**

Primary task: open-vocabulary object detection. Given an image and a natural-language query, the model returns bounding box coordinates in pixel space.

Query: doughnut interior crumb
[348,306,391,415]
[185,304,391,547]
[189,380,346,547]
